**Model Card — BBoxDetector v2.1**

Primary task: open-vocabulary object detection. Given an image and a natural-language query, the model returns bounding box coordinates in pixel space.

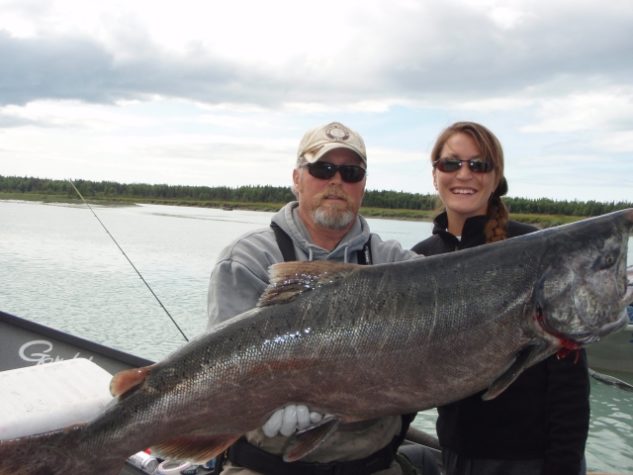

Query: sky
[1,0,632,202]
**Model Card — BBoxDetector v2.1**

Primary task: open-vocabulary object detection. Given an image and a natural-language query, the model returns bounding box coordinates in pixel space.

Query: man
[207,121,424,475]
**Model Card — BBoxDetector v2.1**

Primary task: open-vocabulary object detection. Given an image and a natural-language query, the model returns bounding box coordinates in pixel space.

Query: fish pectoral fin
[110,365,154,398]
[482,343,550,401]
[282,416,340,462]
[259,261,359,307]
[152,434,239,463]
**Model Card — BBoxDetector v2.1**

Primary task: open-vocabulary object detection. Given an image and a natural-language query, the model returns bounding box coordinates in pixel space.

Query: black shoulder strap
[271,222,297,261]
[394,412,417,449]
[271,222,372,265]
[357,235,372,265]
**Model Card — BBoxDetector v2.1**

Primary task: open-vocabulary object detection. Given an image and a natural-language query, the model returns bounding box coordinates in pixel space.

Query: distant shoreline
[2,175,631,228]
[0,193,586,227]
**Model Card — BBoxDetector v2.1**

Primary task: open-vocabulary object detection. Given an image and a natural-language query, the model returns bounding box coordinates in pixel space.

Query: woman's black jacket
[412,212,590,475]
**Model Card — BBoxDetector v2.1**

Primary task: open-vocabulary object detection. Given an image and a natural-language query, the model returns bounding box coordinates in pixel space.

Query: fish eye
[594,252,617,271]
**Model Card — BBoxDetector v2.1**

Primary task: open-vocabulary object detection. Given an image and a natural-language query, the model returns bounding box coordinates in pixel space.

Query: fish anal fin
[153,434,239,463]
[282,417,340,462]
[482,343,549,401]
[110,365,154,398]
[259,261,359,307]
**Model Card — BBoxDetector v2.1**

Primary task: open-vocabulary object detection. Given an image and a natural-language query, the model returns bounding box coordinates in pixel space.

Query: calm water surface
[1,200,632,473]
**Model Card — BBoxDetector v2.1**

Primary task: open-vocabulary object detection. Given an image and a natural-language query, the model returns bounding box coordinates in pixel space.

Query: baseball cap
[297,122,367,167]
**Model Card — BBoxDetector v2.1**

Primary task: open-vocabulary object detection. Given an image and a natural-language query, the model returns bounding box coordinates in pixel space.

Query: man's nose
[328,170,345,183]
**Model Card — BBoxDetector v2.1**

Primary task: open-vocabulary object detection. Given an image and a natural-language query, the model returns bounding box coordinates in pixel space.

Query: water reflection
[1,200,632,472]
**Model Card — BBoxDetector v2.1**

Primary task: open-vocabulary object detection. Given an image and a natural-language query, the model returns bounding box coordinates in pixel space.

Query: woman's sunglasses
[306,161,366,183]
[433,158,494,174]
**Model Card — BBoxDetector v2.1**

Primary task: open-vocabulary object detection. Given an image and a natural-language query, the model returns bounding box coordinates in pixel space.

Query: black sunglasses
[433,158,494,174]
[306,161,366,183]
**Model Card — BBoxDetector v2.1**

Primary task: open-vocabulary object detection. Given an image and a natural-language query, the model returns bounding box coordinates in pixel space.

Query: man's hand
[262,404,324,437]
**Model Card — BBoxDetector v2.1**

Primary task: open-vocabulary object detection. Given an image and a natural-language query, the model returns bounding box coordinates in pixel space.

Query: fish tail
[0,425,112,475]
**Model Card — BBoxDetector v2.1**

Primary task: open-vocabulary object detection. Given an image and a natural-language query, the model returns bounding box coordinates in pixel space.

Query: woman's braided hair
[431,121,509,243]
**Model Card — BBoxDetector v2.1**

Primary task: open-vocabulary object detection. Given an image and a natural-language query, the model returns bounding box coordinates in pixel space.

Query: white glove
[262,404,324,437]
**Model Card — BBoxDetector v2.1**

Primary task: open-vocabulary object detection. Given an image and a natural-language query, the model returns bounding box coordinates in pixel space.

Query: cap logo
[325,123,350,142]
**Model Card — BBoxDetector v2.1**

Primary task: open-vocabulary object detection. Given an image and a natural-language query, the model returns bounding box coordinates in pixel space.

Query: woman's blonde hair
[431,121,509,243]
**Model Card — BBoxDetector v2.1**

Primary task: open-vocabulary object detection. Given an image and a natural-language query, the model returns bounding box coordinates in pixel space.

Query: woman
[412,122,590,475]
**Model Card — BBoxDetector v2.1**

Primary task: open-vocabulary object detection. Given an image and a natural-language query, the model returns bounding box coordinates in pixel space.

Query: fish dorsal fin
[110,365,153,398]
[153,434,239,463]
[282,416,340,462]
[482,342,550,400]
[258,261,359,307]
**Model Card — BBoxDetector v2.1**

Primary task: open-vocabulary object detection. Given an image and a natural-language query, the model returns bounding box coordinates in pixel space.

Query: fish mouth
[536,303,629,346]
[571,313,628,345]
[599,311,629,334]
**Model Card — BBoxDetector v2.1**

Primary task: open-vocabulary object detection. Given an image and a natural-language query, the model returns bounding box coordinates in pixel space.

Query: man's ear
[292,168,301,196]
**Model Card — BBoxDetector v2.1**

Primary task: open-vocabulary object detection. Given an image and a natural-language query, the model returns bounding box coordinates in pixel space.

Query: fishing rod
[67,179,189,342]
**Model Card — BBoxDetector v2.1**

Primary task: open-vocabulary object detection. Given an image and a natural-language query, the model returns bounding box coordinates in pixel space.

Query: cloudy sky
[1,0,632,202]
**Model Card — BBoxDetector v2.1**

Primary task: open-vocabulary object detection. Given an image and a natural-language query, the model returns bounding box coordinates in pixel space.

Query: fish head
[535,208,633,346]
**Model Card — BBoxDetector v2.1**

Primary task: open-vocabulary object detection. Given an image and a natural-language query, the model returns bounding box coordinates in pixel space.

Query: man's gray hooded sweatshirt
[206,202,418,474]
[207,201,416,328]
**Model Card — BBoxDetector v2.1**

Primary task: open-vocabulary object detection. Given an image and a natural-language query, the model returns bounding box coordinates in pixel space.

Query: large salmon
[1,209,632,474]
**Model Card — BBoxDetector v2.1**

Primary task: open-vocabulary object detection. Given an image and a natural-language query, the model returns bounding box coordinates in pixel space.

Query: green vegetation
[1,175,631,227]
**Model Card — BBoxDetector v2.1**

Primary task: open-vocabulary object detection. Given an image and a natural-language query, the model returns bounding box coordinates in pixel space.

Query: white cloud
[1,100,155,130]
[522,88,633,134]
[451,96,534,112]
[488,6,530,29]
[1,0,632,202]
[597,131,633,153]
[2,0,631,107]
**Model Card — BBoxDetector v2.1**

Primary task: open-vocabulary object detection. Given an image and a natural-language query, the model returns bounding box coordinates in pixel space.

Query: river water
[1,200,632,473]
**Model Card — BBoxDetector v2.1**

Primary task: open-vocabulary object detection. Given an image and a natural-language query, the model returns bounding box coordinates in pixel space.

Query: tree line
[1,175,631,217]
